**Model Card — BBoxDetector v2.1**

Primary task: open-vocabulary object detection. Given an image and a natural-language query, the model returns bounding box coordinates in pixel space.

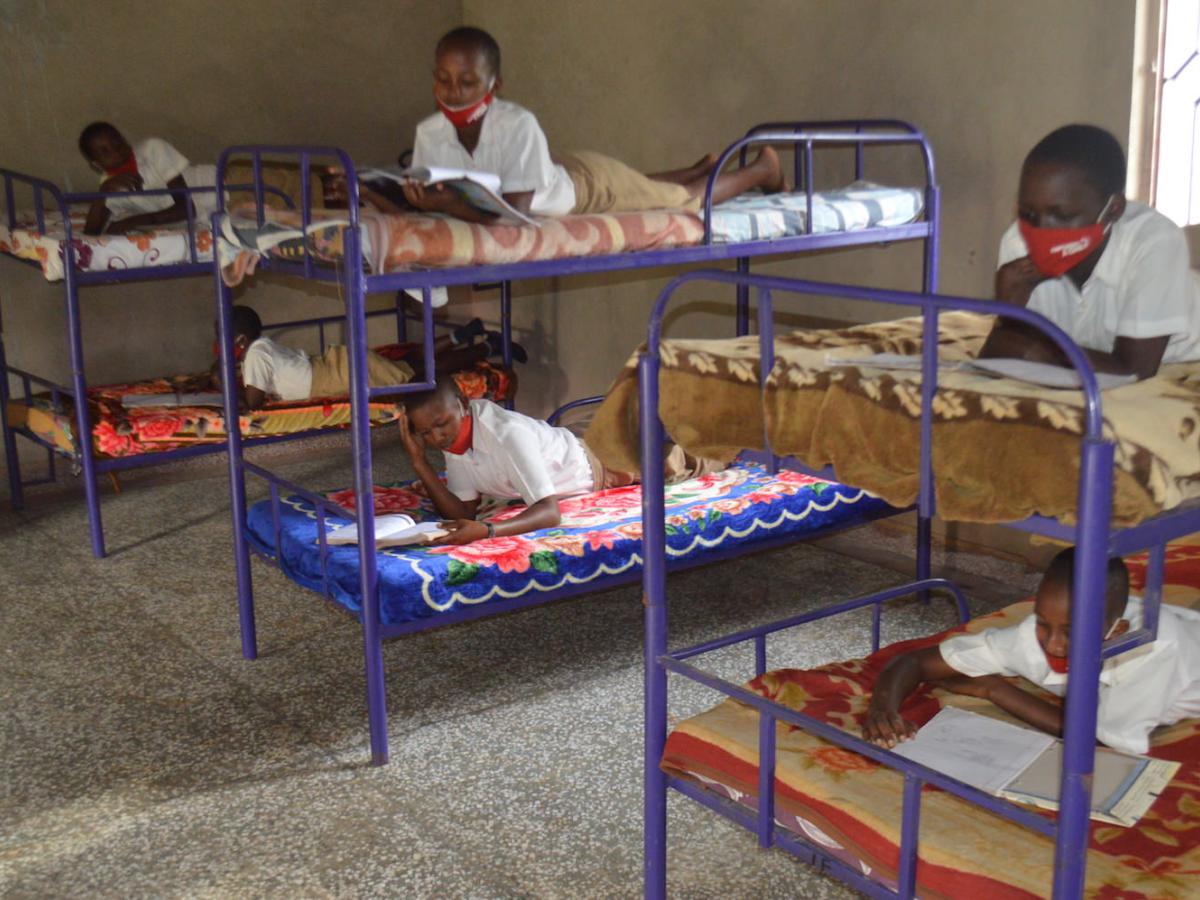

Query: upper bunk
[212,120,940,295]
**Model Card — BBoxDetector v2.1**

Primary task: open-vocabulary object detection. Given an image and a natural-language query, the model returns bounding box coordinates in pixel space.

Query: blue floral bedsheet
[245,462,893,627]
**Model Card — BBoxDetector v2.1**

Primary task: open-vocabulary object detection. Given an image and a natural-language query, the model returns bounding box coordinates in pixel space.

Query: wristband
[485,522,496,539]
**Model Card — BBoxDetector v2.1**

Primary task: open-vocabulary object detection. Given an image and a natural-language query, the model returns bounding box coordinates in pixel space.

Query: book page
[325,514,418,545]
[890,707,1056,794]
[825,352,964,372]
[121,392,224,408]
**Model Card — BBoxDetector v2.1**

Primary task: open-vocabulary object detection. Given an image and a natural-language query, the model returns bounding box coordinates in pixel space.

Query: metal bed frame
[638,270,1197,900]
[0,170,390,558]
[213,120,941,766]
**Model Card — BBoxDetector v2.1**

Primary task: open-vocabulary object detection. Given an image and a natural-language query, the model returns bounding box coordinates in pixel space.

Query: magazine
[358,165,539,226]
[323,514,448,548]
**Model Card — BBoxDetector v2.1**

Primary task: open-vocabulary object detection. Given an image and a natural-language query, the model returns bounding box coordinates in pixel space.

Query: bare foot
[753,146,788,194]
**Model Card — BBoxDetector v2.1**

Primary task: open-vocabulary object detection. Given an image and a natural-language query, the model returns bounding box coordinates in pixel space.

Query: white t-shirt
[939,597,1200,754]
[998,201,1200,364]
[411,99,577,216]
[103,138,217,225]
[444,399,593,505]
[241,336,313,402]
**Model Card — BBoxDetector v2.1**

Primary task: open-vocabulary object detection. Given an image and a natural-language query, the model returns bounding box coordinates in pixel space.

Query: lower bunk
[240,457,899,741]
[659,544,1200,899]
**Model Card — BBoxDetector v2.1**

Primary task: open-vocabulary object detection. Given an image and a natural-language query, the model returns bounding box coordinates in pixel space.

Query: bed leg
[0,289,25,511]
[915,513,932,604]
[63,269,105,558]
[640,352,669,899]
[735,258,750,336]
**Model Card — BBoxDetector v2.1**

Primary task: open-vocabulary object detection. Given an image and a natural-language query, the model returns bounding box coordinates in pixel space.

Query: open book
[826,353,1136,391]
[121,391,225,409]
[358,165,539,227]
[891,707,1179,826]
[323,514,448,548]
[219,212,350,254]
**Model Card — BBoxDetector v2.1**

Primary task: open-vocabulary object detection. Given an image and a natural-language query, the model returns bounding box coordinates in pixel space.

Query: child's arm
[864,646,961,747]
[83,172,144,235]
[436,495,561,545]
[397,409,479,521]
[939,674,1064,737]
[105,175,192,234]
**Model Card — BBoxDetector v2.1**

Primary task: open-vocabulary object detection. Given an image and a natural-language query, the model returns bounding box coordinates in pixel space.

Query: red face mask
[105,155,139,179]
[1018,196,1115,278]
[212,340,247,362]
[1045,652,1070,674]
[436,83,495,128]
[444,414,474,455]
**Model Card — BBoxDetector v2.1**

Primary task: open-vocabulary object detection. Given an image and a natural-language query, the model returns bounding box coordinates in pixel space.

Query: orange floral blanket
[662,543,1200,899]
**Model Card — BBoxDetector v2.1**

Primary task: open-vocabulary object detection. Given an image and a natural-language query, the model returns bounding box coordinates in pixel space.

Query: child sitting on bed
[78,122,218,236]
[863,548,1200,755]
[397,375,727,545]
[221,305,518,411]
[339,26,786,222]
[980,123,1200,380]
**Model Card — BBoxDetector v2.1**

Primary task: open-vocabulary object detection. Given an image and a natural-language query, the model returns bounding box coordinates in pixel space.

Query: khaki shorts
[307,345,415,398]
[580,438,728,491]
[559,151,700,215]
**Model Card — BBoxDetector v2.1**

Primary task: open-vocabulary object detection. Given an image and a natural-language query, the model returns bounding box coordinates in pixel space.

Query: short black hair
[436,26,501,77]
[231,305,262,342]
[1024,124,1127,198]
[1042,547,1129,624]
[78,121,121,160]
[401,373,463,415]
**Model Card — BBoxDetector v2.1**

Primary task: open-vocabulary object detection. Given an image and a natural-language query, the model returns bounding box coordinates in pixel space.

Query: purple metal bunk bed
[213,120,940,766]
[638,270,1197,899]
[0,169,370,559]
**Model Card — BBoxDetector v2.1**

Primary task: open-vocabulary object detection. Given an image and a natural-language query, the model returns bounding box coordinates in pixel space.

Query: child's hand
[431,519,489,545]
[401,181,457,213]
[322,169,350,206]
[100,172,143,193]
[995,256,1047,306]
[862,704,918,748]
[397,408,426,460]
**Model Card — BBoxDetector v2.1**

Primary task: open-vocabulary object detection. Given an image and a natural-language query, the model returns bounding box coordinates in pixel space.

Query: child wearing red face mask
[356,26,786,223]
[980,124,1200,380]
[863,548,1200,755]
[78,122,219,237]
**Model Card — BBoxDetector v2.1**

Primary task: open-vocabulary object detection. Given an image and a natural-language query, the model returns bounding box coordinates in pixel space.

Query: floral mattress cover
[662,543,1200,899]
[216,182,925,287]
[0,210,213,281]
[5,357,513,459]
[243,462,893,627]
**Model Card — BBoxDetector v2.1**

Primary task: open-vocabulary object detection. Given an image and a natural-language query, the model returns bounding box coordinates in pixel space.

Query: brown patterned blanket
[585,313,1200,526]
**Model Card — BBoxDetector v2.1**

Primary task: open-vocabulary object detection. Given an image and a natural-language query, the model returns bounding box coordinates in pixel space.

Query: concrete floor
[0,433,1037,898]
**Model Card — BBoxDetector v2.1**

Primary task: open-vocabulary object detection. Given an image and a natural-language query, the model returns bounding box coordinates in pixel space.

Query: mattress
[243,462,894,627]
[661,543,1200,899]
[0,210,213,281]
[216,182,925,285]
[586,313,1200,526]
[5,358,513,459]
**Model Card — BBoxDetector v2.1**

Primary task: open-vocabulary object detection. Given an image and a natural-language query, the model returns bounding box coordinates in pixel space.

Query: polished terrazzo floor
[0,434,1035,898]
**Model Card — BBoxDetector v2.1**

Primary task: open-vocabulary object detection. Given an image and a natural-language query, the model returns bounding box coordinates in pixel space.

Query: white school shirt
[103,138,188,220]
[241,336,313,402]
[997,201,1200,364]
[939,597,1200,754]
[411,98,577,216]
[444,399,594,505]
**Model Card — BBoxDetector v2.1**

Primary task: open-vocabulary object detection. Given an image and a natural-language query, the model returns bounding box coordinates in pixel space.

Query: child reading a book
[863,548,1200,755]
[221,305,508,411]
[979,124,1200,380]
[398,375,727,545]
[345,26,785,223]
[79,122,219,236]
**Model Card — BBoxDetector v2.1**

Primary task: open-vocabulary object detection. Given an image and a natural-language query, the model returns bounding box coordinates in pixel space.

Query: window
[1131,0,1200,225]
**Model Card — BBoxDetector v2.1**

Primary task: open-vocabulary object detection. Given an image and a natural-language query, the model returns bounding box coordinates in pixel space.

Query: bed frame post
[735,258,750,336]
[0,288,24,510]
[63,256,106,557]
[914,300,939,595]
[344,224,391,766]
[500,280,514,409]
[394,291,408,344]
[922,183,940,293]
[1052,436,1114,899]
[639,349,669,900]
[214,261,257,660]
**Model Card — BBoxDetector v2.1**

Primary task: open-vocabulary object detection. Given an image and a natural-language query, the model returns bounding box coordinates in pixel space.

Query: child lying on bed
[330,26,785,222]
[863,548,1200,755]
[398,375,727,545]
[980,124,1200,380]
[78,122,219,236]
[220,305,521,411]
